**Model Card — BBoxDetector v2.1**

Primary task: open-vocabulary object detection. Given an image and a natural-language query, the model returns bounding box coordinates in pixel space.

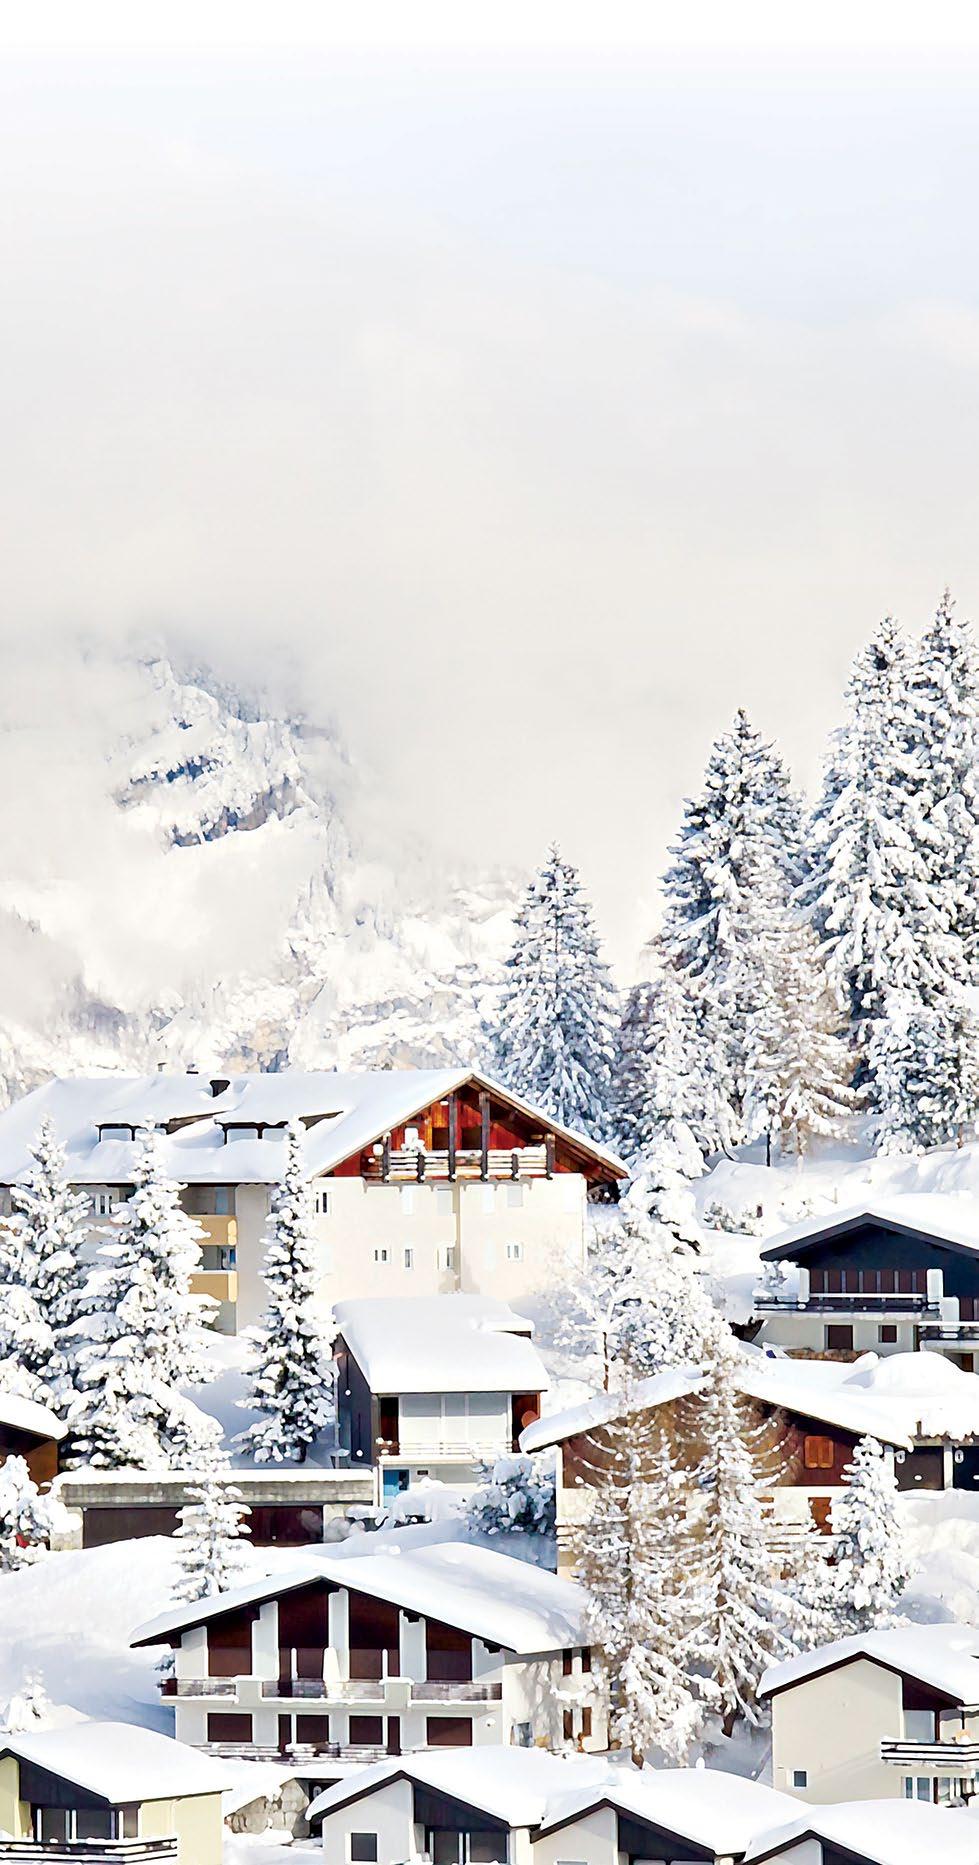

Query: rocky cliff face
[0,656,512,1100]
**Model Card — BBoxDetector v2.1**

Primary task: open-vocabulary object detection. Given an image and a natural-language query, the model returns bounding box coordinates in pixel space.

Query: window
[792,1769,808,1789]
[426,1716,473,1746]
[314,1188,330,1217]
[904,1777,934,1802]
[350,1837,379,1863]
[436,1187,453,1218]
[803,1435,834,1471]
[563,1708,573,1741]
[401,1187,415,1217]
[93,1190,113,1216]
[404,1247,414,1270]
[506,1242,523,1263]
[505,1184,524,1209]
[374,1248,389,1265]
[481,1185,495,1214]
[581,1706,592,1738]
[438,1245,456,1273]
[207,1711,252,1742]
[562,1650,573,1675]
[349,1716,384,1746]
[879,1324,898,1344]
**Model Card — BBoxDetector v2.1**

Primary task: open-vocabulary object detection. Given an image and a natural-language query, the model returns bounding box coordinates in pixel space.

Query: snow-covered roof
[306,1750,796,1849]
[761,1623,979,1706]
[132,1539,588,1655]
[0,1720,232,1803]
[0,1388,67,1442]
[0,1070,626,1186]
[519,1349,932,1456]
[761,1195,979,1261]
[520,1368,707,1454]
[744,1797,979,1864]
[333,1296,548,1395]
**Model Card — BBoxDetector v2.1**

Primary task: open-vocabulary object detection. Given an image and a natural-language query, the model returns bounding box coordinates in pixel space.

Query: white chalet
[743,1797,979,1864]
[131,1539,604,1772]
[333,1296,548,1505]
[307,1750,798,1865]
[762,1624,979,1810]
[0,1071,624,1333]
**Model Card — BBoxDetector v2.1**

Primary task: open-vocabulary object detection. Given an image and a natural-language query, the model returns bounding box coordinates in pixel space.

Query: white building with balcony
[130,1538,604,1775]
[0,1070,624,1335]
[762,1624,979,1809]
[333,1296,548,1505]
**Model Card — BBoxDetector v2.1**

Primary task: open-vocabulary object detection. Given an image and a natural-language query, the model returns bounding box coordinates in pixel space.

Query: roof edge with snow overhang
[761,1199,979,1263]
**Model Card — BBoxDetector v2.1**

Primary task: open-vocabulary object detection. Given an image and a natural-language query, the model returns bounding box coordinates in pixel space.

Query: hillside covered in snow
[0,655,516,1100]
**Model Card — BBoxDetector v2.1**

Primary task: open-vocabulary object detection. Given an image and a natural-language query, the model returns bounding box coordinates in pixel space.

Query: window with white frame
[92,1190,113,1217]
[792,1769,807,1789]
[349,1837,378,1864]
[404,1247,414,1270]
[313,1187,330,1217]
[437,1244,455,1273]
[374,1247,389,1265]
[506,1242,523,1262]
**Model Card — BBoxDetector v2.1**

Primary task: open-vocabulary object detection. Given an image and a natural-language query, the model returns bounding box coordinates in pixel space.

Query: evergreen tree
[466,1453,556,1539]
[660,710,804,1140]
[829,1436,915,1632]
[494,845,617,1139]
[575,1412,703,1765]
[0,1120,90,1407]
[240,1128,335,1464]
[804,618,930,1071]
[908,589,979,985]
[614,970,715,1180]
[173,1450,251,1601]
[869,988,979,1154]
[689,1332,793,1733]
[66,1145,221,1471]
[613,1175,721,1377]
[0,1457,68,1571]
[743,904,854,1163]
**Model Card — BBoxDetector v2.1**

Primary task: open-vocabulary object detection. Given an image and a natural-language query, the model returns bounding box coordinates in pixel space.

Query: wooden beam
[382,1134,391,1183]
[545,1135,555,1180]
[479,1091,490,1182]
[447,1093,457,1182]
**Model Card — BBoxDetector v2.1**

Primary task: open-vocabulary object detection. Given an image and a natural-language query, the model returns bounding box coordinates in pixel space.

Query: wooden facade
[0,1423,59,1489]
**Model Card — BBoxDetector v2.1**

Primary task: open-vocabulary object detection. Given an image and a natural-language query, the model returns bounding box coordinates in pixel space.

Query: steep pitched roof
[0,1388,67,1442]
[761,1623,979,1707]
[0,1069,625,1186]
[0,1721,231,1804]
[760,1196,979,1262]
[744,1797,979,1864]
[333,1295,548,1394]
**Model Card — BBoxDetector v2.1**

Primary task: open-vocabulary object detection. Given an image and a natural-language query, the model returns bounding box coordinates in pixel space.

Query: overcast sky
[4,15,979,973]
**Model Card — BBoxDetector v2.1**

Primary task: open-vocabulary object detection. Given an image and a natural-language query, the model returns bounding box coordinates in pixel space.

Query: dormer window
[223,1125,261,1143]
[98,1125,136,1142]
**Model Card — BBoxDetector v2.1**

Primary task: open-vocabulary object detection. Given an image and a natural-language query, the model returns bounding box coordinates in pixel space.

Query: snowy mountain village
[7,602,979,1865]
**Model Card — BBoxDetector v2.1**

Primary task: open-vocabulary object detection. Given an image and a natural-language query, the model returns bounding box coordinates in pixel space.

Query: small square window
[879,1323,898,1344]
[506,1242,523,1262]
[374,1248,389,1265]
[350,1837,378,1864]
[792,1769,808,1789]
[314,1188,330,1217]
[438,1246,455,1273]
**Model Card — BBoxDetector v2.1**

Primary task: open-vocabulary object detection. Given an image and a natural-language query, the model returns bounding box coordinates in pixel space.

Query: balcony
[0,1845,177,1862]
[203,1740,391,1764]
[411,1681,502,1701]
[754,1292,938,1315]
[918,1322,979,1343]
[188,1269,238,1304]
[881,1739,979,1772]
[377,1439,515,1462]
[365,1145,551,1184]
[161,1676,238,1697]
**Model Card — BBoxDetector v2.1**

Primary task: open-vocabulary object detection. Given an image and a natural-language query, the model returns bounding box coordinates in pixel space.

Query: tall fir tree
[660,710,804,1142]
[688,1331,793,1733]
[614,969,716,1179]
[743,876,854,1163]
[173,1449,251,1602]
[870,988,979,1153]
[66,1136,219,1470]
[240,1128,335,1464]
[575,1411,703,1765]
[908,589,979,986]
[494,845,617,1139]
[804,618,931,1077]
[0,1120,90,1407]
[829,1436,914,1633]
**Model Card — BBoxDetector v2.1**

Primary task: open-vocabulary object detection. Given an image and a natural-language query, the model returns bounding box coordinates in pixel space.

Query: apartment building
[0,1070,624,1333]
[131,1539,603,1771]
[762,1624,979,1809]
[755,1199,979,1369]
[333,1295,547,1504]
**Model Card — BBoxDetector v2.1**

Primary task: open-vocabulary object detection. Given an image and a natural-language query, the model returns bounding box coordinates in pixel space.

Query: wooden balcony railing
[881,1739,979,1770]
[754,1292,938,1315]
[0,1845,177,1862]
[365,1144,552,1184]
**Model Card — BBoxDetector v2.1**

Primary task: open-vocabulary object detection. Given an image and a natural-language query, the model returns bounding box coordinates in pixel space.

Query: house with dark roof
[754,1199,979,1369]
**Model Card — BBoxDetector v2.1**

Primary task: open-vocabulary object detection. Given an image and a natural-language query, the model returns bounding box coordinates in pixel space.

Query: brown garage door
[82,1506,180,1547]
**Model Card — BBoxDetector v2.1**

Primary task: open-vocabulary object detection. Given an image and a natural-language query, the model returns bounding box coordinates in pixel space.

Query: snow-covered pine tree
[66,1142,221,1470]
[0,1120,91,1407]
[173,1449,251,1601]
[494,845,617,1139]
[804,618,929,1077]
[829,1435,915,1632]
[575,1411,703,1765]
[0,1456,68,1571]
[869,988,979,1154]
[612,1175,721,1378]
[553,1219,640,1393]
[240,1128,335,1464]
[466,1453,556,1539]
[908,589,979,987]
[660,710,804,1142]
[784,1515,849,1653]
[688,1331,793,1734]
[614,968,713,1196]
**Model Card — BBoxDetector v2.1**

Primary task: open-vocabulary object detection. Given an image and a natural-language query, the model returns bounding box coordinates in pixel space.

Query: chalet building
[333,1296,547,1504]
[521,1348,979,1571]
[130,1540,603,1778]
[0,1390,66,1489]
[306,1750,798,1865]
[755,1200,979,1369]
[53,1467,373,1552]
[0,1720,229,1863]
[0,1071,624,1334]
[761,1624,979,1810]
[742,1797,979,1865]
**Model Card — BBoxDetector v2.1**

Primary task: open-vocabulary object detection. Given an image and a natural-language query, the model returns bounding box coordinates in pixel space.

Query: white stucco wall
[771,1657,905,1804]
[531,1801,617,1865]
[318,1775,419,1864]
